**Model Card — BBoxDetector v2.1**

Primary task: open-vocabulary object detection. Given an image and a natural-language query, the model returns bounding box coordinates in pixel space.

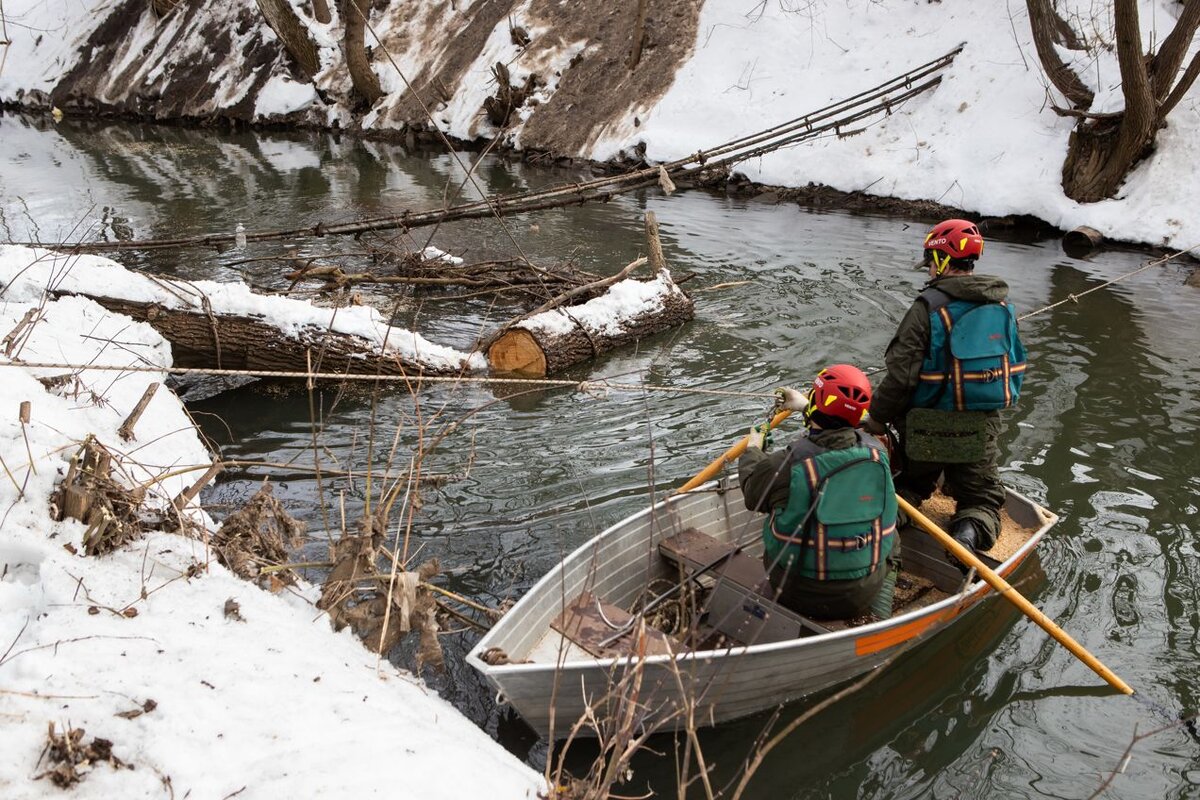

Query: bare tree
[341,0,384,107]
[1028,0,1200,203]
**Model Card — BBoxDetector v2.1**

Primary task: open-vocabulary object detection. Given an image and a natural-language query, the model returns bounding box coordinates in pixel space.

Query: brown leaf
[223,598,244,622]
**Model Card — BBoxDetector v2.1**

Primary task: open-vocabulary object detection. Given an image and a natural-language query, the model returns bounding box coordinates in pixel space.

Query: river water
[3,113,1198,799]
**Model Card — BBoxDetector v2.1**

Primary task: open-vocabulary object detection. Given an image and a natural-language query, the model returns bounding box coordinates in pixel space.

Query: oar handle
[898,496,1134,696]
[674,410,793,495]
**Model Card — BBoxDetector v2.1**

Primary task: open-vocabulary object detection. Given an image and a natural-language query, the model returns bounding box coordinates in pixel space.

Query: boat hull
[468,481,1055,739]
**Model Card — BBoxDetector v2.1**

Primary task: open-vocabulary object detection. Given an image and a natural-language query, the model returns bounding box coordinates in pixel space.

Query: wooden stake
[19,401,35,475]
[118,383,159,441]
[628,0,649,70]
[645,212,667,272]
[172,462,224,510]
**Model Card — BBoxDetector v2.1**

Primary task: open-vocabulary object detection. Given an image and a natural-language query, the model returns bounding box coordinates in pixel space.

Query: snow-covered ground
[620,1,1200,250]
[2,1,1197,250]
[0,245,544,798]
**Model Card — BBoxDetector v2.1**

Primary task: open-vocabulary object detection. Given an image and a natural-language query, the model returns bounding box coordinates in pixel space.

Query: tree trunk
[341,0,384,107]
[1052,0,1200,202]
[487,272,694,376]
[311,0,332,25]
[256,0,322,79]
[67,295,465,377]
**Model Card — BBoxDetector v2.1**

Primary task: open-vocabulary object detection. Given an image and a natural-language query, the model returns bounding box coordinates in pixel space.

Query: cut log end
[1062,225,1104,258]
[487,329,548,377]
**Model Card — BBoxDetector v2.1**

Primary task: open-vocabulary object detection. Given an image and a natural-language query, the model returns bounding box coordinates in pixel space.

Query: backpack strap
[917,286,952,312]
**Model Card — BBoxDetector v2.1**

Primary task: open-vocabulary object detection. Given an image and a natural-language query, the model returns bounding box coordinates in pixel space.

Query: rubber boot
[870,567,898,619]
[947,519,982,574]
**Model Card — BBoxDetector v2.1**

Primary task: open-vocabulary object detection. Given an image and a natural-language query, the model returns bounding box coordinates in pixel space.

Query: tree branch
[1149,0,1200,103]
[1026,0,1094,109]
[1160,48,1200,118]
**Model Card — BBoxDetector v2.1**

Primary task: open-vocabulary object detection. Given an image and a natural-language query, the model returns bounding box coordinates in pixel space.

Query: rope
[3,246,1189,396]
[861,245,1196,376]
[1015,246,1195,322]
[0,358,773,400]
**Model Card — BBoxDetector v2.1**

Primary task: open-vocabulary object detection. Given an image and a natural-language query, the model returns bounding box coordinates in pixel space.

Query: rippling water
[3,113,1198,798]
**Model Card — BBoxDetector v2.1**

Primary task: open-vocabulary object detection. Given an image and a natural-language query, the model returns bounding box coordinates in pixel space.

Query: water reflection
[3,112,1200,798]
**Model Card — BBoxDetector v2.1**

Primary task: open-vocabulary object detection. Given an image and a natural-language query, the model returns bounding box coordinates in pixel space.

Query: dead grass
[34,722,132,788]
[317,515,445,668]
[210,480,305,584]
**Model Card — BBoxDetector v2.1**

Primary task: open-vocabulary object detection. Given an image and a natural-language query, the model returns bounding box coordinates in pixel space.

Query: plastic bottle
[234,223,247,249]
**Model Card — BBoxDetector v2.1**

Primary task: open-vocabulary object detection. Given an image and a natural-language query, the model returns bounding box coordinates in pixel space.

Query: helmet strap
[932,251,950,275]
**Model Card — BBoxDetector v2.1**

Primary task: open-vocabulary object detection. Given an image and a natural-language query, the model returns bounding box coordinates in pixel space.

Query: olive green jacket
[869,274,1010,425]
[738,427,863,512]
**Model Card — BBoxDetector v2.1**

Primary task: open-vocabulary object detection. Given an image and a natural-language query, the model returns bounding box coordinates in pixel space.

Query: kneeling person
[738,364,899,621]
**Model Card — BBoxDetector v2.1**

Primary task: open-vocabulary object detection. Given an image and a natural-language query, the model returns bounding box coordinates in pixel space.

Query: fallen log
[487,268,694,376]
[487,212,694,376]
[75,294,471,377]
[1,247,483,378]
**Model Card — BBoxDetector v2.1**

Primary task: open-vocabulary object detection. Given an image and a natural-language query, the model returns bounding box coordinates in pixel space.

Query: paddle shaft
[673,410,793,495]
[898,496,1134,696]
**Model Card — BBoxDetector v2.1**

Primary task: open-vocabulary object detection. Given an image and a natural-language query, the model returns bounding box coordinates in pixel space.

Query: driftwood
[70,294,464,376]
[284,257,593,300]
[487,213,694,376]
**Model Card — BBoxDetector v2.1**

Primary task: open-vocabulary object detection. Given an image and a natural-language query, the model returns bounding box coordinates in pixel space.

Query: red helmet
[924,218,983,275]
[804,364,872,428]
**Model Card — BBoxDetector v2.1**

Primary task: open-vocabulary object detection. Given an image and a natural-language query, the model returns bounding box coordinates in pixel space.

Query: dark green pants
[896,413,1005,548]
[765,539,902,621]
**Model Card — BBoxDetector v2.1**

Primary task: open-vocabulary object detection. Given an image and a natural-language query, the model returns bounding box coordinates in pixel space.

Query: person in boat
[864,218,1026,559]
[738,364,900,621]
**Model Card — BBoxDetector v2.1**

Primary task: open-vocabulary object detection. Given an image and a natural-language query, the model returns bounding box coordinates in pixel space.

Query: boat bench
[550,591,677,659]
[659,529,830,645]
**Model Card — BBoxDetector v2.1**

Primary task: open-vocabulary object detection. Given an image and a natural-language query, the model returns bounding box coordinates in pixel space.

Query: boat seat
[550,591,676,659]
[659,529,829,644]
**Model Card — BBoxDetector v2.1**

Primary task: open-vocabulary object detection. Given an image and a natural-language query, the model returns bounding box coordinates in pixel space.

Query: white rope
[862,245,1196,376]
[1015,245,1194,322]
[0,359,774,400]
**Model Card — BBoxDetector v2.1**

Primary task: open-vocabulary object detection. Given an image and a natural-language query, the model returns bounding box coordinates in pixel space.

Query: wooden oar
[898,496,1134,695]
[674,419,1134,696]
[673,410,792,495]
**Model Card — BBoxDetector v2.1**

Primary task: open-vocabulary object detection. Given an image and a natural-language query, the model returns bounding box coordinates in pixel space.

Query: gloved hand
[774,387,807,412]
[863,415,887,436]
[746,422,772,451]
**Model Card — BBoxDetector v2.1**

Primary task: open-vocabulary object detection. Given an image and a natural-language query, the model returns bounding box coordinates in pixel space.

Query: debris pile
[34,723,132,788]
[317,516,446,671]
[51,436,146,556]
[210,481,305,585]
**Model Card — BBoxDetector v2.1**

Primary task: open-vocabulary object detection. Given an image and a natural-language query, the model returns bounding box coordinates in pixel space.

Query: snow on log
[487,269,694,376]
[0,247,485,377]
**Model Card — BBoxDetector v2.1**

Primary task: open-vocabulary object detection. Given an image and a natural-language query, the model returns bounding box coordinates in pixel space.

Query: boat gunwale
[467,481,1057,677]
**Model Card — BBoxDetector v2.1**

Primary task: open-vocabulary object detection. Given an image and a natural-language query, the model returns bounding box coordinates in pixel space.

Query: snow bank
[0,247,487,373]
[618,1,1200,249]
[0,245,543,798]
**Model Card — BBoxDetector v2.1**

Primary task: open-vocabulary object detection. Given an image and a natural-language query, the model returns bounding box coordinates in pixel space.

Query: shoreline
[2,104,1194,267]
